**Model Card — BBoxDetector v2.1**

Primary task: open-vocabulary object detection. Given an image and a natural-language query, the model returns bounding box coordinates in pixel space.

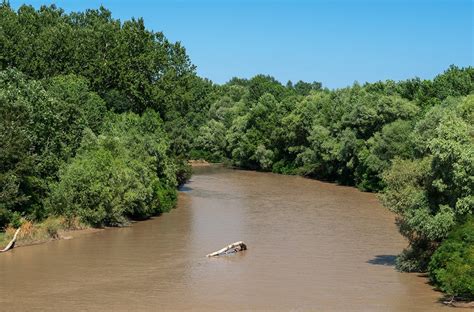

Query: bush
[175,159,192,187]
[271,160,298,175]
[157,185,178,213]
[40,217,63,239]
[46,111,179,227]
[47,130,162,226]
[395,241,435,272]
[0,207,9,230]
[0,69,106,227]
[194,120,227,162]
[0,207,22,229]
[429,218,474,299]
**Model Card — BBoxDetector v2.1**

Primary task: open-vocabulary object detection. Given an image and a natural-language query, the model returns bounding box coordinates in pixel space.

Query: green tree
[381,98,473,271]
[0,3,200,122]
[194,120,227,162]
[48,110,179,226]
[0,69,105,226]
[429,218,474,299]
[47,129,163,226]
[356,120,415,191]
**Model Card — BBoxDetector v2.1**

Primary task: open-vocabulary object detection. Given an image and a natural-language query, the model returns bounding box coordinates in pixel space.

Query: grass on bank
[0,217,87,248]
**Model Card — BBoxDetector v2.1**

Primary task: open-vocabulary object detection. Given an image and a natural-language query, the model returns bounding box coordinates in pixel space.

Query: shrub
[40,217,63,239]
[47,130,161,226]
[429,218,474,299]
[175,159,192,187]
[157,185,177,213]
[46,111,179,227]
[271,160,298,175]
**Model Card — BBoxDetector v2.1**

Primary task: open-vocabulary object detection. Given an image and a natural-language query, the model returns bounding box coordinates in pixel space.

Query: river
[0,166,449,311]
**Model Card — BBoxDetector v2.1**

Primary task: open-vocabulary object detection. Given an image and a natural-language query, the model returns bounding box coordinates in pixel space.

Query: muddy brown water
[0,166,449,311]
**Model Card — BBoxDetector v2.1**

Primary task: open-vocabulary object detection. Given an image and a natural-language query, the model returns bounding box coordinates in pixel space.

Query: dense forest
[194,71,474,298]
[0,4,472,299]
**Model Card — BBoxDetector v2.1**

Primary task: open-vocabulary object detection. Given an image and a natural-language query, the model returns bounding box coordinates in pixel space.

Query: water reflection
[367,255,397,266]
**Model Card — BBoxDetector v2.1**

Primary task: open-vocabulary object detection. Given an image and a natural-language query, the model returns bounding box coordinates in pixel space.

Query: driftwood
[443,296,474,308]
[0,228,21,253]
[206,241,247,257]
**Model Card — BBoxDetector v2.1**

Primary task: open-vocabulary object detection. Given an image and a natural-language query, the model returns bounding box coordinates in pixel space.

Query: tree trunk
[0,228,21,253]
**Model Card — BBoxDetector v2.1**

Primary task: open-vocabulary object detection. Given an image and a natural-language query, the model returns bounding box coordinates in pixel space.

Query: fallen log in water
[206,241,247,257]
[0,228,21,253]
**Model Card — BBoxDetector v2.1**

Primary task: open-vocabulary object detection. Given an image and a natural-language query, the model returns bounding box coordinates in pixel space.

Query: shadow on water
[179,185,193,192]
[206,250,248,263]
[367,255,397,266]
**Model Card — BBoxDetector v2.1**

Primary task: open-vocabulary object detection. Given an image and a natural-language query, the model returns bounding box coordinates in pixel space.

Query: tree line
[0,3,198,229]
[0,3,472,300]
[193,69,474,299]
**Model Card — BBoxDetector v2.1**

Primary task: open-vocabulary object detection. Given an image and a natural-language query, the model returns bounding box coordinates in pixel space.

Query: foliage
[380,96,473,271]
[175,159,192,187]
[47,111,178,226]
[0,3,196,116]
[0,3,205,229]
[0,69,106,228]
[0,2,217,161]
[195,119,227,162]
[429,218,474,298]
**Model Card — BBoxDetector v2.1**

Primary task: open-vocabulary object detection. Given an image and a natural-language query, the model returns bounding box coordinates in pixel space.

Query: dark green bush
[0,69,106,227]
[271,160,298,175]
[46,130,160,226]
[175,159,192,187]
[47,111,179,226]
[429,218,474,299]
[157,185,178,213]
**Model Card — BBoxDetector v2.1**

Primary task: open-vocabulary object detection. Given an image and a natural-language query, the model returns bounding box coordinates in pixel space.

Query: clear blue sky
[9,0,474,88]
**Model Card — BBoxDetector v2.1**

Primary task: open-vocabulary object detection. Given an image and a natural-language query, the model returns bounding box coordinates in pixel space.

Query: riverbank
[0,217,103,251]
[445,300,474,309]
[188,159,211,167]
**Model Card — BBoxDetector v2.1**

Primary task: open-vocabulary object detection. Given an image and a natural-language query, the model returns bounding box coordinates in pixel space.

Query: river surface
[0,166,449,311]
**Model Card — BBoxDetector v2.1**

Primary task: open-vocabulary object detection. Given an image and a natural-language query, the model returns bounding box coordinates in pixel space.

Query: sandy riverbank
[188,159,211,167]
